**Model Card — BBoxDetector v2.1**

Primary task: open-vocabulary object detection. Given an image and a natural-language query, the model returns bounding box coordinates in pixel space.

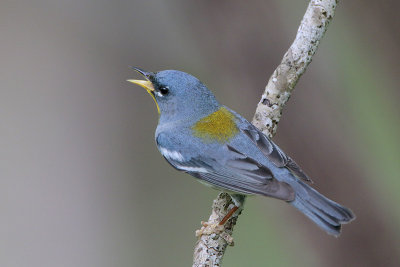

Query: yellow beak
[127,79,160,114]
[127,80,154,91]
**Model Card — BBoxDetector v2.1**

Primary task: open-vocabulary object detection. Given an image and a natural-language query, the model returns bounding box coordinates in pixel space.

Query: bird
[127,67,355,237]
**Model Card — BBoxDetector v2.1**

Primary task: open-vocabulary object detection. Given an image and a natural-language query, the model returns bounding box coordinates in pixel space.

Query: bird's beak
[127,67,160,114]
[127,79,155,92]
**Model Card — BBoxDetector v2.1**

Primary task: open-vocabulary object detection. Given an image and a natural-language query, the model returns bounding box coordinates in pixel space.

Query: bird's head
[128,68,220,123]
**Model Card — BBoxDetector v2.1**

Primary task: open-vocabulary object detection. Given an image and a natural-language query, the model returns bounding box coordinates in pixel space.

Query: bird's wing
[241,123,312,183]
[157,138,295,201]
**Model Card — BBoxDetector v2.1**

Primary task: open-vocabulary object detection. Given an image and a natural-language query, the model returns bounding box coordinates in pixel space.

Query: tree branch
[193,0,338,266]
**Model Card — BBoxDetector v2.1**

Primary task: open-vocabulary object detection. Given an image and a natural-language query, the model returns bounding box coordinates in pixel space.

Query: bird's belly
[196,179,254,196]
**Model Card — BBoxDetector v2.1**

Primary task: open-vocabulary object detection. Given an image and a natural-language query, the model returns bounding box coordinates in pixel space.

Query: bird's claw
[195,221,224,237]
[195,221,234,245]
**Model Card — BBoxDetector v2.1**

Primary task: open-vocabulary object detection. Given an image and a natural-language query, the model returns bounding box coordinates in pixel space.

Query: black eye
[159,86,169,95]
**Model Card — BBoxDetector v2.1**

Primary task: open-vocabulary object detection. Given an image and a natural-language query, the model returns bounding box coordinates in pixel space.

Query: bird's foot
[195,221,234,245]
[195,221,224,237]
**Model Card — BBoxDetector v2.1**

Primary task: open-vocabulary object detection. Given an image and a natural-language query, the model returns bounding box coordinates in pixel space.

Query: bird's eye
[159,86,169,95]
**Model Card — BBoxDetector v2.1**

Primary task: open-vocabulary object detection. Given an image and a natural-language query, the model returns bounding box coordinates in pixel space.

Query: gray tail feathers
[290,180,355,236]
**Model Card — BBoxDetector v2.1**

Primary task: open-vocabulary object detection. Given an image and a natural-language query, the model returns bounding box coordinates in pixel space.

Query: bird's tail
[289,180,355,236]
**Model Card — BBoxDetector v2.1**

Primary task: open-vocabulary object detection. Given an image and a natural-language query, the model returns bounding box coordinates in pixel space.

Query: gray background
[1,0,399,266]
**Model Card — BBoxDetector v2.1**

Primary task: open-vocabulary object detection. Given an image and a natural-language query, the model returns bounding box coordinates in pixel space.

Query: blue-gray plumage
[128,68,355,236]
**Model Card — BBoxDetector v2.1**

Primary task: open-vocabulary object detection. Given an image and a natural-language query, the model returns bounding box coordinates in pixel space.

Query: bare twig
[193,0,338,266]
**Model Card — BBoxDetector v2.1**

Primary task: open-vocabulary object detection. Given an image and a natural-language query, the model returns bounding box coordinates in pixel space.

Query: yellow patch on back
[191,107,239,143]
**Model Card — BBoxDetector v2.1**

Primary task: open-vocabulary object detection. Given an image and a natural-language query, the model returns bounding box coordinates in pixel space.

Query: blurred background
[1,0,399,266]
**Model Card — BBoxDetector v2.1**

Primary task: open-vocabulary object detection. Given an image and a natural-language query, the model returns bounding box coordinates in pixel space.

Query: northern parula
[128,67,355,236]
